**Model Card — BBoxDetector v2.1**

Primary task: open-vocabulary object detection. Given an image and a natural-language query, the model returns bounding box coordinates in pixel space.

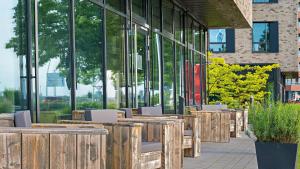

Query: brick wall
[211,0,298,73]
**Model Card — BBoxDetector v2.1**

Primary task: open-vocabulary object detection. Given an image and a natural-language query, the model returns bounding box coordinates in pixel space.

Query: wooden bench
[0,127,107,169]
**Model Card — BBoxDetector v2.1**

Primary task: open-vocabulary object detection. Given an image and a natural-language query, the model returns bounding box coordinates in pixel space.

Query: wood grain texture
[0,133,21,169]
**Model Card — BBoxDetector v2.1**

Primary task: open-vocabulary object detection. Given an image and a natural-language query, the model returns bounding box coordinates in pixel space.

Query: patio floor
[184,133,258,169]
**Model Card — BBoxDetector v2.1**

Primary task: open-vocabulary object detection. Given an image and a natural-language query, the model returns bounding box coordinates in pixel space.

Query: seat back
[85,109,118,123]
[15,110,32,127]
[202,105,228,111]
[138,106,163,116]
[119,108,132,118]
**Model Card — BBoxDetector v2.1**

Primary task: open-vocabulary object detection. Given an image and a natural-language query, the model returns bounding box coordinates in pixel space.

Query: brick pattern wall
[212,0,298,73]
[234,0,253,27]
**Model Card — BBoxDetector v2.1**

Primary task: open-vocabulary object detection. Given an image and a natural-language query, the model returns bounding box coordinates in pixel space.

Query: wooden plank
[140,151,161,169]
[50,134,76,169]
[100,135,106,169]
[201,112,211,142]
[0,133,21,169]
[104,125,113,169]
[77,134,103,169]
[211,112,221,142]
[130,126,142,169]
[22,133,50,169]
[121,126,130,169]
[72,110,85,120]
[113,125,121,169]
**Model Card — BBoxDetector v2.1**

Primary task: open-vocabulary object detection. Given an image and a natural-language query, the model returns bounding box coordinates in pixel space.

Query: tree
[208,57,279,108]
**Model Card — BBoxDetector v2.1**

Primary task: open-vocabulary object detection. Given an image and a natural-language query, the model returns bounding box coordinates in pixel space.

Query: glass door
[130,24,149,108]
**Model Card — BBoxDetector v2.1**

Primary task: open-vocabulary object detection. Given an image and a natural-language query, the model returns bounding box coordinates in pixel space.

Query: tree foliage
[208,57,279,108]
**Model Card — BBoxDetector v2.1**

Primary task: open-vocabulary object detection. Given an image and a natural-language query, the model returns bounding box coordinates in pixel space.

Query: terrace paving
[184,133,258,169]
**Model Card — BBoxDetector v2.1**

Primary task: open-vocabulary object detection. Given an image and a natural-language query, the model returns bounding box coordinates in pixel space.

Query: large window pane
[132,0,146,18]
[152,0,161,30]
[252,23,270,52]
[38,0,71,123]
[209,29,226,52]
[106,11,126,108]
[75,0,104,110]
[185,50,193,105]
[150,32,161,106]
[162,0,173,33]
[194,23,200,51]
[163,38,174,113]
[187,17,193,45]
[106,0,125,13]
[174,7,183,42]
[1,0,28,113]
[175,44,184,113]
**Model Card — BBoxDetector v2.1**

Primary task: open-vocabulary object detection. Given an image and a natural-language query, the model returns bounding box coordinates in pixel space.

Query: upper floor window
[253,0,278,3]
[252,22,278,53]
[209,29,235,53]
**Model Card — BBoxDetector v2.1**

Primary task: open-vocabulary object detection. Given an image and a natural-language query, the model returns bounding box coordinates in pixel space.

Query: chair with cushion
[67,109,164,169]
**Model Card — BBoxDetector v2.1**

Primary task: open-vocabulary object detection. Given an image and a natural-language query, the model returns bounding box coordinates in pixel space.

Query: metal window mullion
[25,0,33,121]
[103,7,107,109]
[69,0,76,111]
[172,4,177,114]
[34,0,40,122]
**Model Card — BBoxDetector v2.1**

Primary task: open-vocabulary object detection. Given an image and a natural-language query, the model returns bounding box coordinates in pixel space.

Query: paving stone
[184,133,258,169]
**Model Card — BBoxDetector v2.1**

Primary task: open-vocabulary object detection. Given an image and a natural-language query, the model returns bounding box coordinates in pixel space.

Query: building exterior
[285,1,300,102]
[209,0,298,101]
[0,0,251,122]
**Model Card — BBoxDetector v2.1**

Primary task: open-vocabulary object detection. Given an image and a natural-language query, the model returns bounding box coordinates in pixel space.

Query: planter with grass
[250,103,300,169]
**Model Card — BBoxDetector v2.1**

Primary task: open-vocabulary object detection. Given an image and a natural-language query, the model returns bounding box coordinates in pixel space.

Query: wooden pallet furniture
[119,117,183,169]
[0,127,108,169]
[191,110,230,143]
[0,111,111,169]
[133,106,201,158]
[67,109,164,169]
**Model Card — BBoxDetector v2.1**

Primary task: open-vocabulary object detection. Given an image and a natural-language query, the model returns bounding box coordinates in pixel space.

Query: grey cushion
[202,105,228,111]
[119,108,132,118]
[184,130,193,136]
[14,110,32,127]
[141,142,162,153]
[85,109,118,123]
[138,106,163,116]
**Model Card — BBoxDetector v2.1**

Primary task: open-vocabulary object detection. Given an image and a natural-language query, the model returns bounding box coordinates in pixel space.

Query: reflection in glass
[201,29,206,53]
[132,0,146,18]
[174,7,183,42]
[209,44,226,52]
[252,23,270,52]
[163,0,173,33]
[209,29,226,52]
[152,0,161,30]
[38,0,71,123]
[163,38,174,113]
[187,17,193,45]
[106,0,125,12]
[194,54,201,105]
[185,50,193,105]
[150,32,161,106]
[194,23,200,51]
[1,0,27,113]
[131,25,147,107]
[106,11,126,108]
[175,45,184,113]
[75,0,104,110]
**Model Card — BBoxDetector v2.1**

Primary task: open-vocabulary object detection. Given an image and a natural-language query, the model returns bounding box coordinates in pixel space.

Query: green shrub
[249,102,300,144]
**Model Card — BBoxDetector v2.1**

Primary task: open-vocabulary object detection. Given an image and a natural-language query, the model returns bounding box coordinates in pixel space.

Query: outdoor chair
[132,106,201,158]
[66,109,165,169]
[0,111,108,169]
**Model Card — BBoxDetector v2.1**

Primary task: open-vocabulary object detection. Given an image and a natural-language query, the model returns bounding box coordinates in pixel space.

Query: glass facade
[1,0,207,120]
[0,0,27,113]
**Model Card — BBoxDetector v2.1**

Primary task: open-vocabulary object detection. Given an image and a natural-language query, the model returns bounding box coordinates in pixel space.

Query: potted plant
[250,102,300,169]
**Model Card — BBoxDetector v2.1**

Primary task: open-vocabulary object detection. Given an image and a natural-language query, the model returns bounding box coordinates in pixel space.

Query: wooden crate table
[191,110,230,143]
